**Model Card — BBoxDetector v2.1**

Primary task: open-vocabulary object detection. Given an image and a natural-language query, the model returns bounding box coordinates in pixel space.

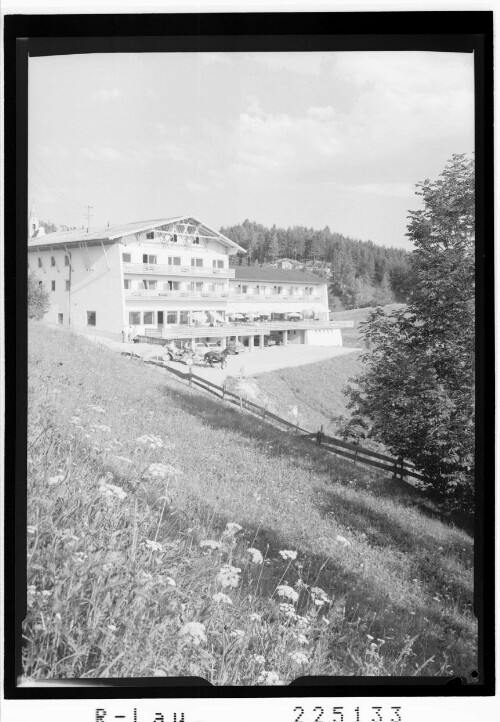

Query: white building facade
[28,215,345,348]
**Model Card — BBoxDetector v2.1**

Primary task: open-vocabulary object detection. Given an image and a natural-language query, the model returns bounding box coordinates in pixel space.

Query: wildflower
[179,621,207,646]
[336,535,351,546]
[251,654,265,665]
[279,549,297,561]
[279,603,297,619]
[136,434,166,449]
[249,613,262,622]
[297,634,309,645]
[217,565,241,589]
[212,592,233,605]
[295,579,307,589]
[230,629,245,640]
[276,585,299,603]
[48,475,64,485]
[99,482,127,500]
[257,670,284,686]
[247,548,263,564]
[310,586,331,604]
[290,651,309,666]
[295,615,310,629]
[366,634,374,640]
[199,540,221,550]
[145,462,182,479]
[144,539,163,552]
[223,522,243,536]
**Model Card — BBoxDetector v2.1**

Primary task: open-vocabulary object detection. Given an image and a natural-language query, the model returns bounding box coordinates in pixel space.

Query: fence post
[189,367,193,387]
[222,381,226,401]
[316,425,324,445]
[239,395,243,413]
[399,456,404,480]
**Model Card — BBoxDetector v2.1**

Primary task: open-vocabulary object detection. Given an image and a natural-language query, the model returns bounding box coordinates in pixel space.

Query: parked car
[226,340,244,355]
[195,341,222,353]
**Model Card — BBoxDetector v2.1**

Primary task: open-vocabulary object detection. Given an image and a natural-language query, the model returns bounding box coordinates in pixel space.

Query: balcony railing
[125,289,228,299]
[123,262,235,278]
[227,293,321,303]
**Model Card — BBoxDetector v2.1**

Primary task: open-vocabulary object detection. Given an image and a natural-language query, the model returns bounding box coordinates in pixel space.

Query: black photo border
[3,9,494,701]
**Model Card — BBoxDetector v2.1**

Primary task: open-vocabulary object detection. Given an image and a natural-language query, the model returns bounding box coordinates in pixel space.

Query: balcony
[227,293,321,303]
[123,262,235,278]
[125,289,228,299]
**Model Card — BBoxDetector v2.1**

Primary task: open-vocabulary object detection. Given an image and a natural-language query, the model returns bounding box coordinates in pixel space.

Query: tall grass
[24,322,477,683]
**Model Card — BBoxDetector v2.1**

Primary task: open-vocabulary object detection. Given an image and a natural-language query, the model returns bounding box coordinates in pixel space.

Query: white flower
[230,629,245,639]
[310,586,331,604]
[48,475,64,485]
[212,592,233,605]
[290,651,309,666]
[136,434,166,449]
[276,585,299,603]
[199,540,221,550]
[295,615,310,629]
[179,621,207,646]
[249,613,262,622]
[99,482,127,500]
[144,539,163,552]
[297,634,309,645]
[336,535,351,546]
[217,565,241,589]
[279,549,297,561]
[251,654,265,665]
[145,463,182,479]
[223,522,243,536]
[247,548,263,564]
[279,603,297,619]
[257,670,284,686]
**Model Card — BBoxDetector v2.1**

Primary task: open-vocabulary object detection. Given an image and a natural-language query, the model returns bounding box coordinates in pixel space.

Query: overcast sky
[28,51,474,250]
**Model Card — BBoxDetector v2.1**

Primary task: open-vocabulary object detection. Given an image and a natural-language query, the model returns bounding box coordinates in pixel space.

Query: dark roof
[234,266,325,284]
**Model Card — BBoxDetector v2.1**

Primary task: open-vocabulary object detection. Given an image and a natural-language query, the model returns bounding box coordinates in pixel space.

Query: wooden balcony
[123,262,235,278]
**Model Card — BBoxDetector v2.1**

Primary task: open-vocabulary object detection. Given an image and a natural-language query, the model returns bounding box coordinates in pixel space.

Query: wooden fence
[134,354,427,485]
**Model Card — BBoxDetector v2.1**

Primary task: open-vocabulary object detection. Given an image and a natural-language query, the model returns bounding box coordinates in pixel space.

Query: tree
[267,230,280,262]
[28,273,50,320]
[344,155,475,507]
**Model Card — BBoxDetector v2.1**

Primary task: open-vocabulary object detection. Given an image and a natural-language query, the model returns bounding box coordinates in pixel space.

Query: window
[143,311,154,325]
[124,280,131,290]
[146,232,155,239]
[191,282,203,292]
[142,280,157,290]
[58,313,64,325]
[179,311,189,325]
[213,259,224,269]
[122,253,131,263]
[87,311,96,326]
[168,256,181,266]
[64,256,70,266]
[193,236,200,245]
[143,254,157,264]
[51,256,56,267]
[255,285,260,295]
[191,258,203,268]
[129,312,140,325]
[65,280,70,291]
[173,234,178,243]
[242,285,248,294]
[38,257,42,268]
[167,311,178,324]
[51,281,56,291]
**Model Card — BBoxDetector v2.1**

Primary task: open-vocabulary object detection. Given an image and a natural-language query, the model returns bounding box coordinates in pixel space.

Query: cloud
[91,87,121,102]
[80,145,126,161]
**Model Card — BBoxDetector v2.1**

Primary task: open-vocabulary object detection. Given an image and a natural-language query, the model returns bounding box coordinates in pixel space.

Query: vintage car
[226,340,245,355]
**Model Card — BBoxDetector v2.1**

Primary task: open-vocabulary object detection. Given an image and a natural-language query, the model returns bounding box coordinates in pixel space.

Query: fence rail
[138,355,427,485]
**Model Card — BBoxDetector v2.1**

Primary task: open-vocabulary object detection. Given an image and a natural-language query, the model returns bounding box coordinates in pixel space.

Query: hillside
[25,323,476,682]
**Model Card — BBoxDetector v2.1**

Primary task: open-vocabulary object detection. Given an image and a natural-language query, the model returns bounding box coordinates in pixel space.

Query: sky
[28,50,474,250]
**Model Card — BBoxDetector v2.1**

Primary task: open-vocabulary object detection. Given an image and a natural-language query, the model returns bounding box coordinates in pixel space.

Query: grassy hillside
[24,322,476,683]
[331,303,405,348]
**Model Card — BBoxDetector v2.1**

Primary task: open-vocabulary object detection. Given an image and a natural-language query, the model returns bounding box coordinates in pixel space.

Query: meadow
[24,322,477,683]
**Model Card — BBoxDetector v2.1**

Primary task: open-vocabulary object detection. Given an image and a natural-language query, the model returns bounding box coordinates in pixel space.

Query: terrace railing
[123,262,235,278]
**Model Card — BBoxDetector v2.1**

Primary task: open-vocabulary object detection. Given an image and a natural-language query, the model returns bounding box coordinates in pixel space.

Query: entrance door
[158,311,164,328]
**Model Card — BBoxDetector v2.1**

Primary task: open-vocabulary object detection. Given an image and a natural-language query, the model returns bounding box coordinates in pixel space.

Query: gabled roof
[27,215,246,253]
[234,266,326,284]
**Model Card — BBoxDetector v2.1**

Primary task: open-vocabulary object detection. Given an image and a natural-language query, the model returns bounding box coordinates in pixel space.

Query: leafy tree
[267,230,280,261]
[344,155,475,507]
[40,220,57,234]
[28,273,50,320]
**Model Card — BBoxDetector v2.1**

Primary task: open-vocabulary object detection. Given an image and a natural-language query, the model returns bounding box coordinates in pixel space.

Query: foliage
[344,155,475,507]
[28,273,50,320]
[24,323,476,681]
[221,219,413,307]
